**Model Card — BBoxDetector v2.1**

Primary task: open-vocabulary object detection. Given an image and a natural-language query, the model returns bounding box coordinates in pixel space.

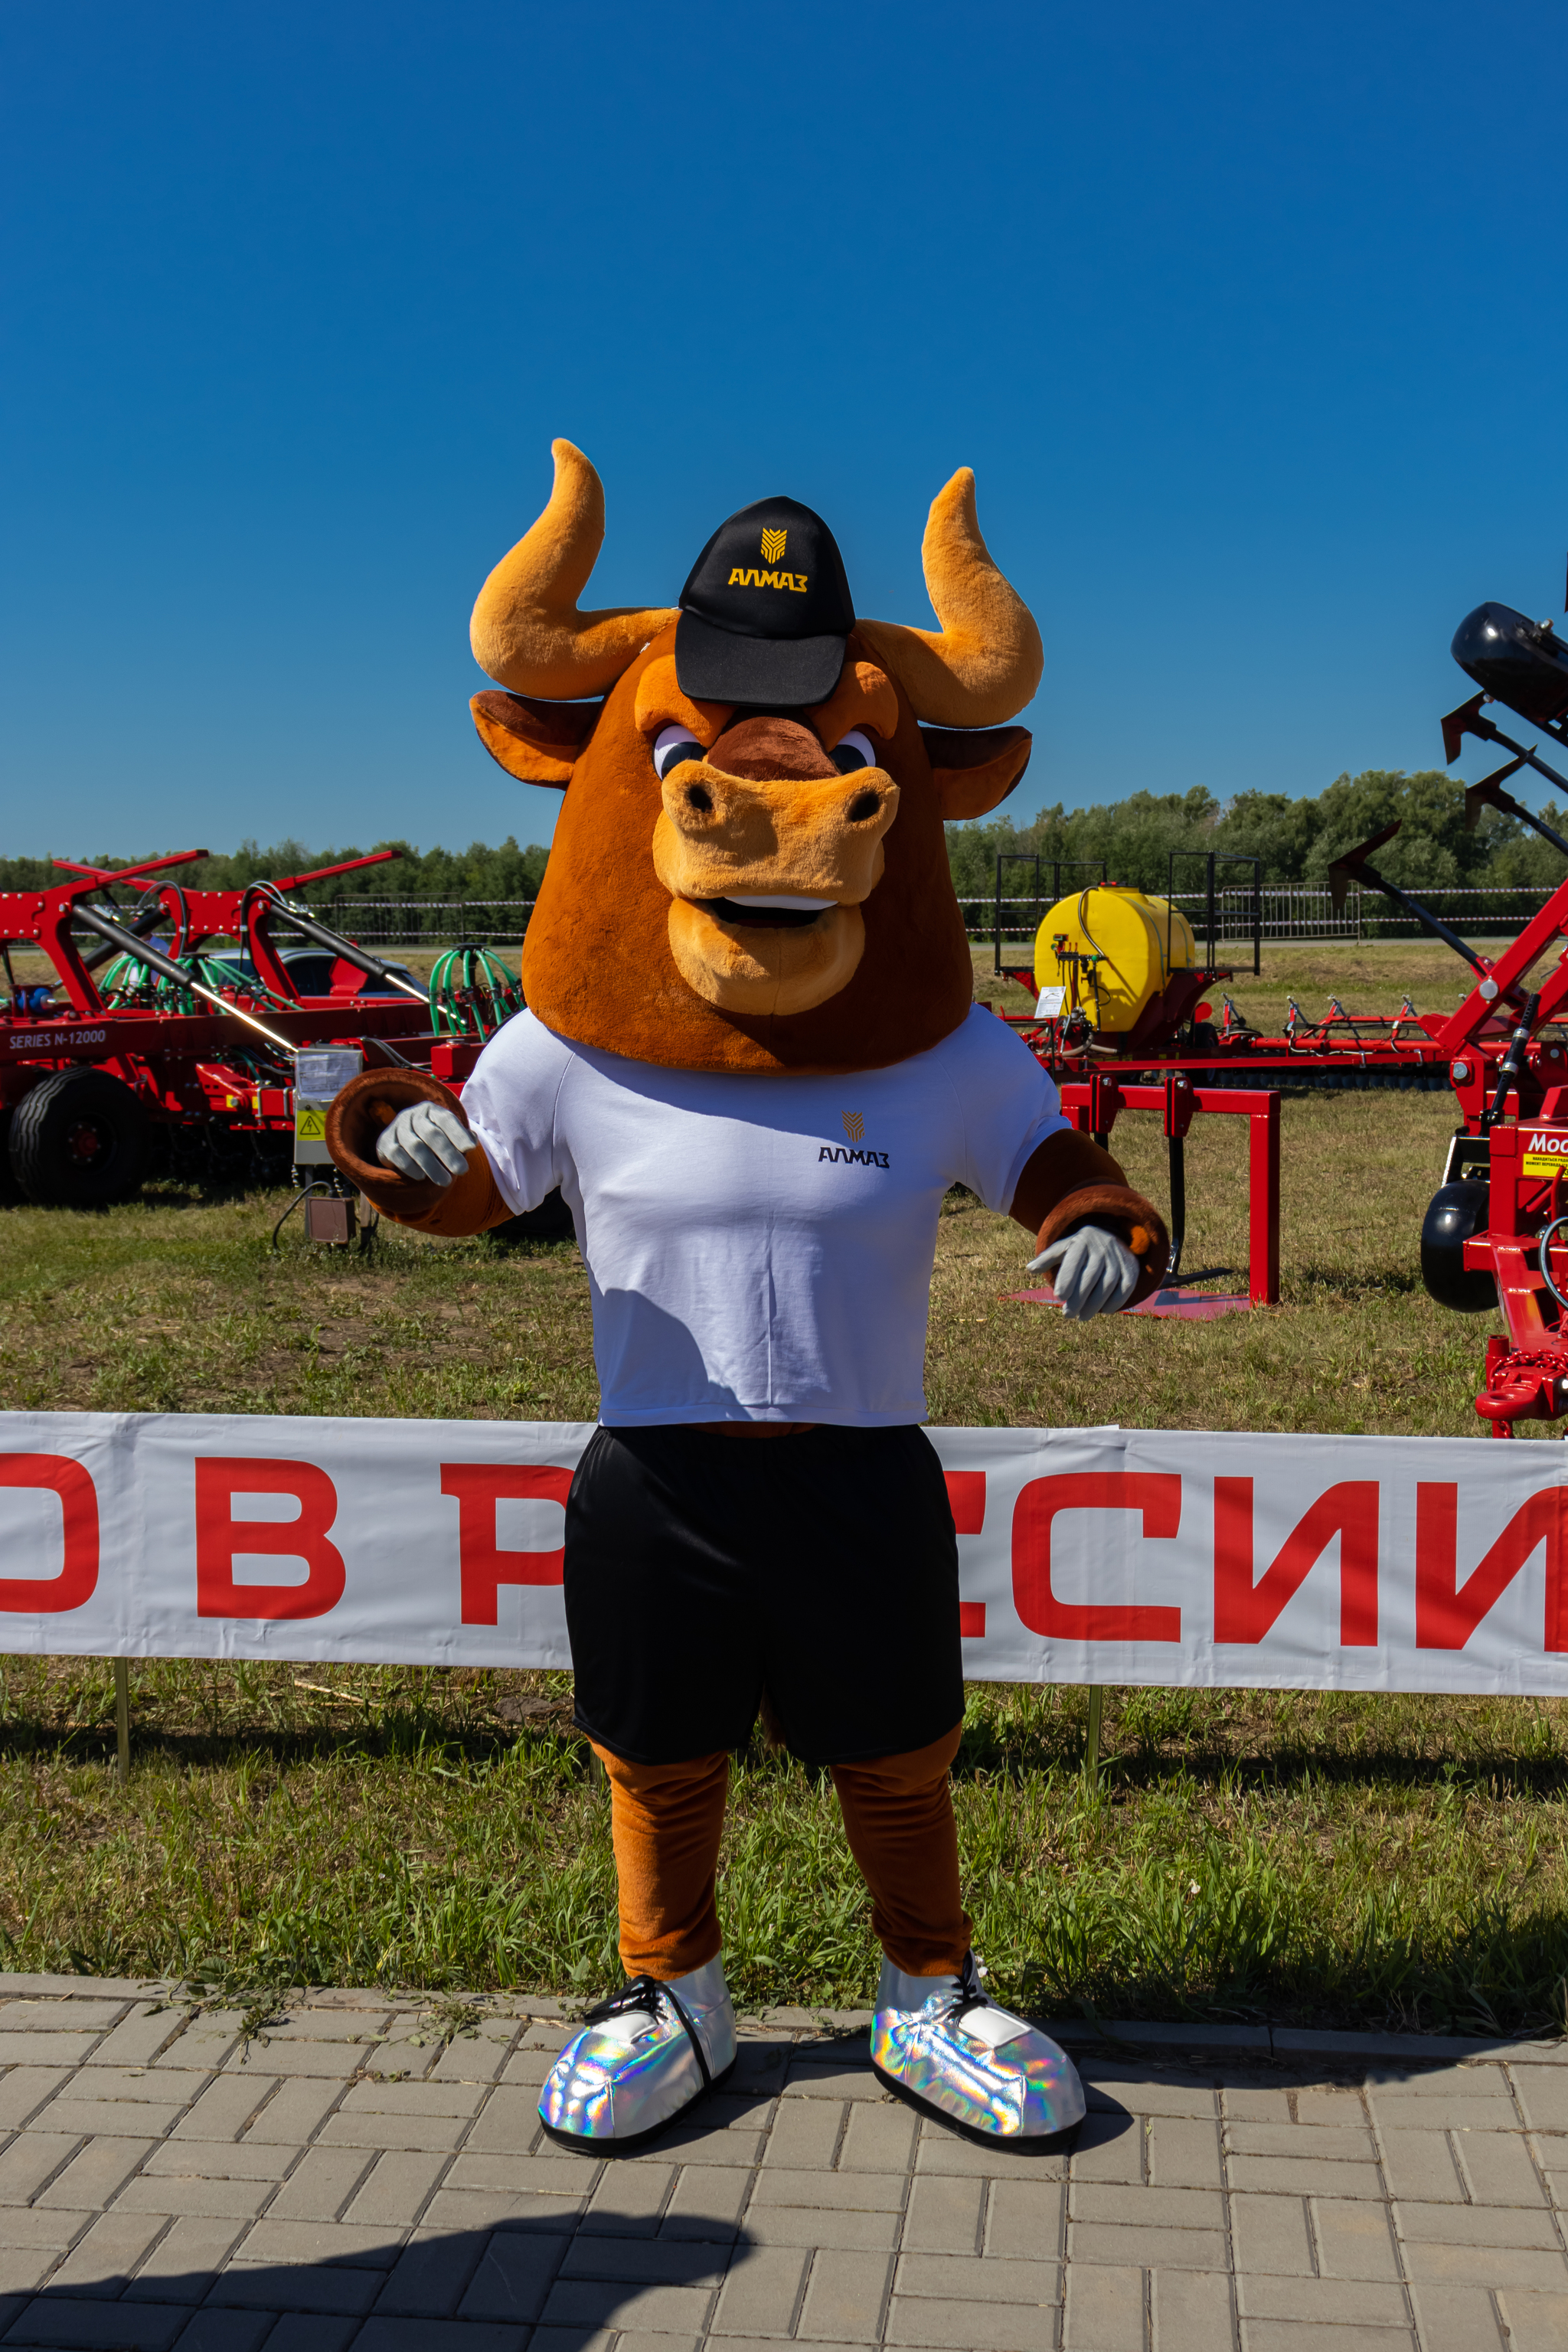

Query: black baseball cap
[675,495,854,707]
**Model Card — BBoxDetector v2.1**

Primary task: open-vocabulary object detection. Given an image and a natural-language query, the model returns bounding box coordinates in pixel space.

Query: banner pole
[113,1659,130,1788]
[1085,1684,1103,1780]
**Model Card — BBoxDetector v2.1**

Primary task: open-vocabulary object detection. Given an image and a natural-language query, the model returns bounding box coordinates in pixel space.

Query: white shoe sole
[871,2056,1083,2154]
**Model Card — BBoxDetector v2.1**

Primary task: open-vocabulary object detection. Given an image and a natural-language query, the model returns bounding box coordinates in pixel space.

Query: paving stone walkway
[0,1978,1563,2350]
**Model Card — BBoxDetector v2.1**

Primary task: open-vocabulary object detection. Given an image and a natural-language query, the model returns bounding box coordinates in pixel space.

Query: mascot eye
[653,725,704,781]
[831,729,879,775]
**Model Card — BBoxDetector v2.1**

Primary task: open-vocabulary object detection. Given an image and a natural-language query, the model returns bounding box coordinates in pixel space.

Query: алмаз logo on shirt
[819,1111,890,1169]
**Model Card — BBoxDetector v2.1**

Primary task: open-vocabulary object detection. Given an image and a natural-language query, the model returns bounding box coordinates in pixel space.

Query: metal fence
[313,900,537,949]
[278,885,1562,957]
[976,884,1560,959]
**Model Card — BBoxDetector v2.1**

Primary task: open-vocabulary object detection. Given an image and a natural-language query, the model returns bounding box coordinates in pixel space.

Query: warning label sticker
[1523,1131,1568,1178]
[294,1105,327,1143]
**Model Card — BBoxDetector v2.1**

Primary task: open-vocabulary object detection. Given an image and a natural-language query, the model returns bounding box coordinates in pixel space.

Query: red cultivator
[991,851,1455,1095]
[0,848,496,1214]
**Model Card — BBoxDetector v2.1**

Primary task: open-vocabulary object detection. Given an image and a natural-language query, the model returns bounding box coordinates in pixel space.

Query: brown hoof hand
[325,1067,466,1212]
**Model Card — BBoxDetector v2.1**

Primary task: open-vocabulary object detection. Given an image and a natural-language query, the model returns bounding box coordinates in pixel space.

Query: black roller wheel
[10,1067,152,1207]
[1419,1179,1497,1314]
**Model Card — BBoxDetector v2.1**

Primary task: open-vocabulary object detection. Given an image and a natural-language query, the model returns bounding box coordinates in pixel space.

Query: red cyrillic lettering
[1214,1478,1378,1645]
[945,1471,987,1635]
[0,1455,98,1613]
[944,1472,985,1535]
[1416,1482,1568,1650]
[440,1464,573,1625]
[194,1459,346,1621]
[1011,1472,1182,1641]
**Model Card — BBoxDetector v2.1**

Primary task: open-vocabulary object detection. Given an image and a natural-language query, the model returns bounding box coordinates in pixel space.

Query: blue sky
[2,0,1564,860]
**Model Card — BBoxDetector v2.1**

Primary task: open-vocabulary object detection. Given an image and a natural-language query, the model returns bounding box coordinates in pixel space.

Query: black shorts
[564,1423,964,1769]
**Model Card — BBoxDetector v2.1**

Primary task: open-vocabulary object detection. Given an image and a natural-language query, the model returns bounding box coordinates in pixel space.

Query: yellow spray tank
[1034,885,1200,1036]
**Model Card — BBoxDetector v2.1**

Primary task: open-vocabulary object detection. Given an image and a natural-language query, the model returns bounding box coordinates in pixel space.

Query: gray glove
[374,1101,475,1186]
[1027,1224,1140,1320]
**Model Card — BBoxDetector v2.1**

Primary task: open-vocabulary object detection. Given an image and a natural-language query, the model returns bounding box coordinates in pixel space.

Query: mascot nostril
[338,441,1170,2155]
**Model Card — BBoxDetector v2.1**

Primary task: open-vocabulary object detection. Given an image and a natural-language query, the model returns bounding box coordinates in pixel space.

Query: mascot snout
[653,747,899,1014]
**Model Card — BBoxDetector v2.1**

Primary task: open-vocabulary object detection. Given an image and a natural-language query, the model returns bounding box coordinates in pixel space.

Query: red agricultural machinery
[1416,593,1568,1434]
[0,848,539,1235]
[991,850,1453,1094]
[992,849,1455,1312]
[995,599,1568,1342]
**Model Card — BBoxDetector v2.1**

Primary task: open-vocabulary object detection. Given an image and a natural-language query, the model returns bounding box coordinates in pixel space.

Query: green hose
[99,952,196,1012]
[99,950,293,1014]
[430,945,524,1040]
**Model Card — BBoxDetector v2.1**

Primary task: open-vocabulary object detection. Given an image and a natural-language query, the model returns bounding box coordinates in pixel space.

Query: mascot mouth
[697,894,837,931]
[666,894,866,1013]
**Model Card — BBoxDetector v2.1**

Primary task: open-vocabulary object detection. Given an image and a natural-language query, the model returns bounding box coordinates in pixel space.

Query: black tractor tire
[0,1107,23,1204]
[10,1067,152,1208]
[486,1187,577,1245]
[1419,1179,1497,1314]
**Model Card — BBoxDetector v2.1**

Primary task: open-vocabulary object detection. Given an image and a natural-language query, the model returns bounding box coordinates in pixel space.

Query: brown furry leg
[831,1723,972,1978]
[593,1745,730,1981]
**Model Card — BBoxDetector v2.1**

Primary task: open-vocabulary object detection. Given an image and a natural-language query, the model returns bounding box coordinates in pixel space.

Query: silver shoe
[871,1952,1086,2145]
[538,1955,737,2151]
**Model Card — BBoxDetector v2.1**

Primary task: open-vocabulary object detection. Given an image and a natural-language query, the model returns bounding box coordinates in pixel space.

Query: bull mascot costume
[326,443,1168,2152]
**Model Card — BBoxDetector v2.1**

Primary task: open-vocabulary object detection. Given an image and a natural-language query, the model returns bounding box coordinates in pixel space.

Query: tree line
[0,838,550,909]
[946,769,1568,903]
[5,767,1566,907]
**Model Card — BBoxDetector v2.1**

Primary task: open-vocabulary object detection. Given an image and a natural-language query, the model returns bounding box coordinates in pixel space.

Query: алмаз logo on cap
[727,527,807,594]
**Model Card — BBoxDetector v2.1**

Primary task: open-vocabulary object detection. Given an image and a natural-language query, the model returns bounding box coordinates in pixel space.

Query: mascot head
[469,441,1041,1076]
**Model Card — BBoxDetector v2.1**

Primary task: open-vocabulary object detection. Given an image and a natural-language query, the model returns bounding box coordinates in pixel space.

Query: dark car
[219,949,422,999]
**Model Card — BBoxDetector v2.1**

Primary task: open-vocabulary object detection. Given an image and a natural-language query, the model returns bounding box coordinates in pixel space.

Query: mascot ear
[920,725,1032,821]
[471,690,602,787]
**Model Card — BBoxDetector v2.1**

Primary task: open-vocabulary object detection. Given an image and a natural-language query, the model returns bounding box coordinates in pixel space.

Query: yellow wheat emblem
[760,527,788,566]
[842,1112,864,1142]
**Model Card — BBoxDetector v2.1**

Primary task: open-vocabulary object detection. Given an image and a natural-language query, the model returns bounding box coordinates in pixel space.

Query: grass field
[2,936,1566,2034]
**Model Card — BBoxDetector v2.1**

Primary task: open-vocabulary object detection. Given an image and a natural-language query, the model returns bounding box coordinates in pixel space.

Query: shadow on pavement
[2,2206,759,2348]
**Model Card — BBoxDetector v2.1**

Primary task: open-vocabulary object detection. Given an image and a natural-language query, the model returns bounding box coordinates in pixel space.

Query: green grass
[3,1660,1566,2036]
[2,953,1565,2031]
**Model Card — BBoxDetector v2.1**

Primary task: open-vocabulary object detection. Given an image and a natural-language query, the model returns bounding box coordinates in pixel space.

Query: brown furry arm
[1009,1129,1170,1307]
[324,1069,517,1238]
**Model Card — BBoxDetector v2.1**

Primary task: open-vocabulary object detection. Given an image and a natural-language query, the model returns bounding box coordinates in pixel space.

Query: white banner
[0,1413,1566,1693]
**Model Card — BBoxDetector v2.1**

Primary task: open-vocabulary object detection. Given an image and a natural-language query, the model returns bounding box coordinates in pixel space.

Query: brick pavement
[0,1979,1564,2350]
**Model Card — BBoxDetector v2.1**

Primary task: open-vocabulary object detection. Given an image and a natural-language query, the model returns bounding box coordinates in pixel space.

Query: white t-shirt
[460,1004,1071,1428]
